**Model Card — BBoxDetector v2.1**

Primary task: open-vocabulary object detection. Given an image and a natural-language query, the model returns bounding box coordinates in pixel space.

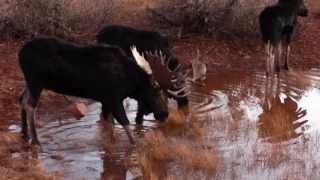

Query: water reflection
[100,145,135,180]
[28,71,320,179]
[257,75,308,143]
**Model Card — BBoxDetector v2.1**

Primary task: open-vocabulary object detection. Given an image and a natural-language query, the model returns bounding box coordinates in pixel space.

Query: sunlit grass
[133,103,318,179]
[0,132,62,180]
[165,108,187,125]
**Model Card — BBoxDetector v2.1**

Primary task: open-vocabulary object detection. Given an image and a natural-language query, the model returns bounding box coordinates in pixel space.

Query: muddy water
[19,71,320,179]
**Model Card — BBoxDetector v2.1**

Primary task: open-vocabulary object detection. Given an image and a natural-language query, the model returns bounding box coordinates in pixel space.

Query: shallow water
[13,70,320,179]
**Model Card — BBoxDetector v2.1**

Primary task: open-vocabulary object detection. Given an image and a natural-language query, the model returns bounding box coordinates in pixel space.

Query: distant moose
[259,0,308,75]
[18,36,188,146]
[96,25,206,124]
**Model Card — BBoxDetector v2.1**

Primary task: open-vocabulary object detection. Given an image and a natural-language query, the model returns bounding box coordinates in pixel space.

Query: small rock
[72,103,87,119]
[0,135,11,144]
[244,55,251,60]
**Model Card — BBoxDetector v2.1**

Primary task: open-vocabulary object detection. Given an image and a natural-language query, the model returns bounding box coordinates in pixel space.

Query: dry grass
[134,96,318,179]
[165,108,187,125]
[0,132,62,180]
[190,113,202,137]
[171,140,219,172]
[283,71,312,90]
[258,107,307,143]
[137,122,219,179]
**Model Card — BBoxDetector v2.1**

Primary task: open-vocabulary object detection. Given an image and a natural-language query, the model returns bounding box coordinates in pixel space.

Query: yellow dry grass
[258,108,302,143]
[0,132,62,180]
[134,96,319,179]
[137,123,219,179]
[285,71,312,90]
[165,108,187,125]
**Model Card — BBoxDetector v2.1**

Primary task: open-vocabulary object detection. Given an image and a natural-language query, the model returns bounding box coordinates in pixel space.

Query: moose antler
[145,50,191,98]
[173,49,207,87]
[188,49,207,85]
[131,46,152,74]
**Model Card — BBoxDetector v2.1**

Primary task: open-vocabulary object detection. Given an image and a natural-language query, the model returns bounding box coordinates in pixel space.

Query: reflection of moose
[257,75,308,143]
[100,140,168,180]
[100,145,135,180]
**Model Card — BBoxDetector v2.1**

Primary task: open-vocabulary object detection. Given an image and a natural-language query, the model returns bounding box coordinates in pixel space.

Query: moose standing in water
[96,25,206,124]
[17,36,188,146]
[259,0,308,75]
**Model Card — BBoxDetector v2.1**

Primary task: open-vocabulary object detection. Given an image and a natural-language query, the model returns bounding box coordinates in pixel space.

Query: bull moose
[96,25,198,124]
[17,36,188,146]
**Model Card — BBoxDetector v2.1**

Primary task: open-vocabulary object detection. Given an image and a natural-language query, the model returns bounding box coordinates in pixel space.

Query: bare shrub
[0,0,117,42]
[146,0,275,38]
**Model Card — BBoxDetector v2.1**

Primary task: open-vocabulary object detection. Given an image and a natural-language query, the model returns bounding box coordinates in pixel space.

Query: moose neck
[121,58,156,100]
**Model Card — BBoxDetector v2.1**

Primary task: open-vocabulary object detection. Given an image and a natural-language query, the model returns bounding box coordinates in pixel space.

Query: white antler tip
[130,46,152,74]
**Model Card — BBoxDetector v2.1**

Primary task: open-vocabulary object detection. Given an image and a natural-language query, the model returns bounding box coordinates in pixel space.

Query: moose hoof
[135,118,144,125]
[265,71,270,76]
[129,139,136,145]
[284,66,291,71]
[21,133,30,142]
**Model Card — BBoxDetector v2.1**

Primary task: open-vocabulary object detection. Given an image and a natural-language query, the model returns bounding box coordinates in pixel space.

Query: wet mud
[10,70,320,179]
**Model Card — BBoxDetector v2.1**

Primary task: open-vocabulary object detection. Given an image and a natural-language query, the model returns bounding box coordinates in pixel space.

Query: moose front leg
[110,102,135,144]
[18,87,29,141]
[135,102,145,125]
[284,44,291,70]
[135,101,152,125]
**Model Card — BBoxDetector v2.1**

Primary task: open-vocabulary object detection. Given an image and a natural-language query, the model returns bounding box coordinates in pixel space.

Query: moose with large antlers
[17,36,187,146]
[96,24,206,124]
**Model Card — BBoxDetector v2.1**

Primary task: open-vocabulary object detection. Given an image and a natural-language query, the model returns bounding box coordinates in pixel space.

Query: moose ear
[130,46,153,74]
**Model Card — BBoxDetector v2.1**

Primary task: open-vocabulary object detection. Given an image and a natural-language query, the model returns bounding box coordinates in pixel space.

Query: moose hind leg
[24,87,43,146]
[101,104,116,143]
[19,87,29,140]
